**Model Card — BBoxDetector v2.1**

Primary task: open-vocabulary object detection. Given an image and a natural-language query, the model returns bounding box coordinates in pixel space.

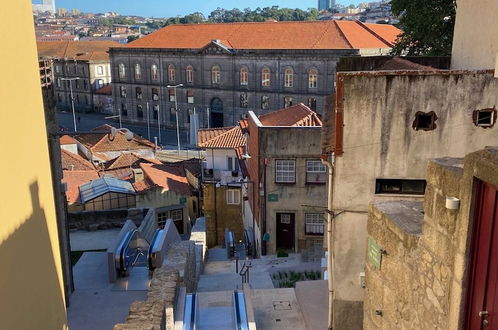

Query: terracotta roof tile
[37,41,120,60]
[258,103,323,127]
[104,153,161,170]
[197,127,232,145]
[95,84,112,95]
[124,20,400,50]
[62,170,99,204]
[377,57,435,71]
[60,135,78,145]
[74,125,156,152]
[132,178,155,192]
[197,126,245,149]
[99,168,134,181]
[61,149,96,171]
[140,163,192,196]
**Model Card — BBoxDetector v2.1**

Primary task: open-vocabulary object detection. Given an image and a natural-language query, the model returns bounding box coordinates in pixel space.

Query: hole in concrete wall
[412,111,438,131]
[473,108,496,128]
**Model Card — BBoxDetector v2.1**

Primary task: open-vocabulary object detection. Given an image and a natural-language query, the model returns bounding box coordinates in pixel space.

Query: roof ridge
[310,20,334,49]
[355,20,393,47]
[62,148,95,169]
[206,126,240,143]
[333,20,354,49]
[162,20,330,28]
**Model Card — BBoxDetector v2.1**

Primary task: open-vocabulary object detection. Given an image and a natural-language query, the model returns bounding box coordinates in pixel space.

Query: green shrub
[277,250,289,258]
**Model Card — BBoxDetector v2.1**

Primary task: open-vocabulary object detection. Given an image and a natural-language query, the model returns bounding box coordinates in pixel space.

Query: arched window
[261,67,270,87]
[308,69,318,89]
[119,63,126,79]
[134,63,141,79]
[151,64,158,81]
[284,68,293,88]
[240,66,248,86]
[168,64,175,82]
[212,65,221,84]
[186,66,193,83]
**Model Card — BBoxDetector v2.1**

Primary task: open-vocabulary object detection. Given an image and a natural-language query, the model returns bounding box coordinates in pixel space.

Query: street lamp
[167,83,184,154]
[104,114,122,128]
[60,77,80,132]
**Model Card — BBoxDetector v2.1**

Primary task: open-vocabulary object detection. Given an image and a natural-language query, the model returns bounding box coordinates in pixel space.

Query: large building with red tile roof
[109,20,401,129]
[37,40,120,113]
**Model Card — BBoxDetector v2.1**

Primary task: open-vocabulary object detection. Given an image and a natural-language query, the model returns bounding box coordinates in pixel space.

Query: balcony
[203,168,242,184]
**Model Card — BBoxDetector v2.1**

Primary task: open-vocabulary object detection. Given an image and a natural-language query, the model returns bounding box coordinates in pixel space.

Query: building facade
[318,0,335,11]
[244,104,326,255]
[37,41,120,113]
[109,20,400,130]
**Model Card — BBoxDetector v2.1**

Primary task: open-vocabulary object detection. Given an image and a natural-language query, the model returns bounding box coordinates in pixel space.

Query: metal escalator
[181,291,251,330]
[115,229,149,276]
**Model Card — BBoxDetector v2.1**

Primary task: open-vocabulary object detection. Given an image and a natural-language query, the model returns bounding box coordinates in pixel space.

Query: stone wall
[68,208,146,231]
[364,149,498,329]
[114,216,207,329]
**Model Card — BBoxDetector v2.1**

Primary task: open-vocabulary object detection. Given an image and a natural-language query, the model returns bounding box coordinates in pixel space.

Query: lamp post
[157,105,162,146]
[60,77,80,132]
[104,114,122,128]
[146,102,151,141]
[167,84,184,154]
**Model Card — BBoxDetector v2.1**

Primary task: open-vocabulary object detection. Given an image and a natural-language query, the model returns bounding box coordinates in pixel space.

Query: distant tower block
[32,0,56,14]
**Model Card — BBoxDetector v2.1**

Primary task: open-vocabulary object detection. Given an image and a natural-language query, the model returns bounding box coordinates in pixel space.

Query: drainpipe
[321,153,335,330]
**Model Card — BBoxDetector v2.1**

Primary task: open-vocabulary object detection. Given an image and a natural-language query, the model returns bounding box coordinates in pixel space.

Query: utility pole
[61,77,80,132]
[167,84,184,154]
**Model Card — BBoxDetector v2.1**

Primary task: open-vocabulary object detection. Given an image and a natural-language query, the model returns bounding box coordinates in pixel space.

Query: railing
[183,293,197,330]
[239,261,252,285]
[233,291,249,330]
[225,228,236,258]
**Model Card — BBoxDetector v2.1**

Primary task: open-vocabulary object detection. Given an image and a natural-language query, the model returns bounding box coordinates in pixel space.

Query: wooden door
[466,180,498,329]
[276,213,295,250]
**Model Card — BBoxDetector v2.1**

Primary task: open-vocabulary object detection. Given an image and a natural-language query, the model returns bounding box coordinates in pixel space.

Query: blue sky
[54,0,364,18]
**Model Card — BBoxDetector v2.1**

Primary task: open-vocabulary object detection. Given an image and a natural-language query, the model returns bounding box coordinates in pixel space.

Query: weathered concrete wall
[330,71,498,328]
[203,183,243,247]
[364,148,498,329]
[68,208,145,231]
[190,217,207,281]
[261,126,326,254]
[452,0,498,70]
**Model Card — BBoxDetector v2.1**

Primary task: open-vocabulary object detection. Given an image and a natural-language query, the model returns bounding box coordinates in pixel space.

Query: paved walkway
[195,247,324,329]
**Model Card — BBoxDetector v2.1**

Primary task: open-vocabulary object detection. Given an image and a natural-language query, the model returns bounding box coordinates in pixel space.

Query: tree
[127,35,139,43]
[390,0,456,56]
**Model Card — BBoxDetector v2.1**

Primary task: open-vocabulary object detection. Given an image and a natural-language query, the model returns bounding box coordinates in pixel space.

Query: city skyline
[54,0,367,17]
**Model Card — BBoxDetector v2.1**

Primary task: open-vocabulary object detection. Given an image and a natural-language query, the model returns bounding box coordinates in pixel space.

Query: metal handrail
[239,261,252,284]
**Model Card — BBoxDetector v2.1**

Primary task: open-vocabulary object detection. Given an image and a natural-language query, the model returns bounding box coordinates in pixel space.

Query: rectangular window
[157,211,168,228]
[306,160,326,184]
[136,87,143,100]
[187,90,194,104]
[261,95,270,110]
[375,179,427,195]
[308,98,317,112]
[305,213,324,235]
[226,189,241,205]
[284,96,293,108]
[120,86,127,98]
[227,156,233,171]
[170,107,176,122]
[153,104,159,120]
[121,103,127,116]
[169,89,176,102]
[97,66,104,75]
[152,88,159,101]
[83,80,87,90]
[137,105,143,118]
[171,209,183,222]
[275,159,296,183]
[240,94,248,108]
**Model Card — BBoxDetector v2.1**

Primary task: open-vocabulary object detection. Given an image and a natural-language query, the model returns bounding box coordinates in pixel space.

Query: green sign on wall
[368,237,382,270]
[180,197,187,204]
[268,194,278,202]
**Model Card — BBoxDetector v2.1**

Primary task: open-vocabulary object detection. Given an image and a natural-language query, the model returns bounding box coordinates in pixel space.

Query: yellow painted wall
[0,1,67,329]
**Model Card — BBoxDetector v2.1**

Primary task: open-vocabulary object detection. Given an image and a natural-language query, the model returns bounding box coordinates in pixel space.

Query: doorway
[276,212,295,250]
[465,180,498,329]
[210,97,224,127]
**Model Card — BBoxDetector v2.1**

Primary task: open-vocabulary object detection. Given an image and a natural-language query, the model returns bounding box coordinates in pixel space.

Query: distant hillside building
[32,0,55,14]
[37,41,121,112]
[318,0,335,11]
[109,20,400,130]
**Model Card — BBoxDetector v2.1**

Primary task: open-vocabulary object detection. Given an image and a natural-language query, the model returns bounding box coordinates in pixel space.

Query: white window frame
[186,65,193,83]
[284,68,293,88]
[275,159,296,183]
[168,64,176,82]
[134,63,141,80]
[119,63,126,79]
[261,67,270,87]
[96,65,104,75]
[151,64,158,81]
[226,189,241,205]
[306,160,327,184]
[305,213,324,235]
[240,66,248,85]
[212,66,221,84]
[309,69,318,89]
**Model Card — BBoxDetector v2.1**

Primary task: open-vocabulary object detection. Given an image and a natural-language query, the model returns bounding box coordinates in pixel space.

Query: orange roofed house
[109,20,400,129]
[37,40,121,113]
